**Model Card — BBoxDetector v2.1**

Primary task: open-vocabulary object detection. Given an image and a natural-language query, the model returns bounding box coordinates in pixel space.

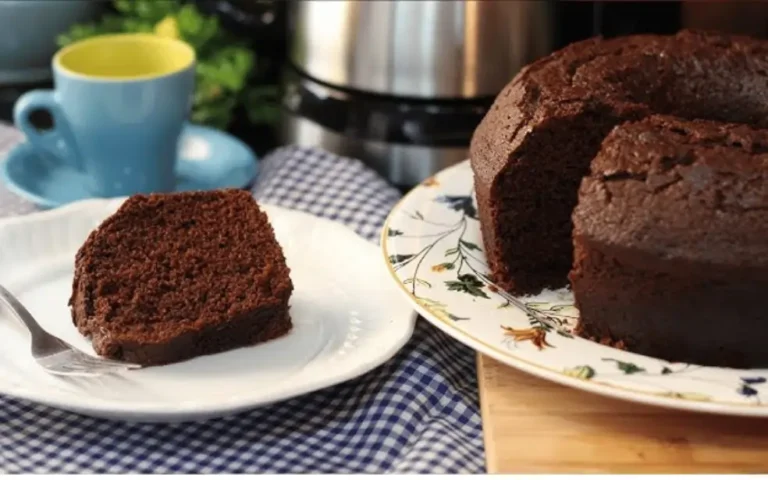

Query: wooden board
[477,354,768,473]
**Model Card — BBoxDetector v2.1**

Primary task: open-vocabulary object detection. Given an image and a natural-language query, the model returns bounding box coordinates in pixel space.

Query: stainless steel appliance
[280,0,556,187]
[266,0,768,188]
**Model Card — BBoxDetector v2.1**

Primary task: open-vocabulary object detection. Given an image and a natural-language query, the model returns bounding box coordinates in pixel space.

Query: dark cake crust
[470,30,768,295]
[69,190,293,366]
[570,116,768,368]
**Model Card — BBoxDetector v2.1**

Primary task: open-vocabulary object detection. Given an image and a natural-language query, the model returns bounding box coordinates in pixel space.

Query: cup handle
[13,90,83,171]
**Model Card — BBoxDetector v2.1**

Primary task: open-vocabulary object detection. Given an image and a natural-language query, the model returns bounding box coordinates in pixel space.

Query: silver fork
[0,284,142,376]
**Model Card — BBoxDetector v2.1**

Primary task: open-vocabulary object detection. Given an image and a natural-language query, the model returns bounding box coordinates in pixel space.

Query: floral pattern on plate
[382,160,768,416]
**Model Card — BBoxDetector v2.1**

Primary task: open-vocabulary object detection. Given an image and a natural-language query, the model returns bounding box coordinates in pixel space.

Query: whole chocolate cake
[69,189,293,366]
[470,29,768,296]
[570,115,768,368]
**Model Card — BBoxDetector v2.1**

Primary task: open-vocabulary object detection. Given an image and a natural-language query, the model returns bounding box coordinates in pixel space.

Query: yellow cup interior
[55,34,195,80]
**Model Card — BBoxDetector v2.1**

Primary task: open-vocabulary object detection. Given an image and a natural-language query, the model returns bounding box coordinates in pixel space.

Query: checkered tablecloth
[0,124,484,474]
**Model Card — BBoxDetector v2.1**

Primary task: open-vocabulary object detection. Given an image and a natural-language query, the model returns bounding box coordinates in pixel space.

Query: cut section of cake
[69,189,293,366]
[469,29,768,296]
[570,115,768,368]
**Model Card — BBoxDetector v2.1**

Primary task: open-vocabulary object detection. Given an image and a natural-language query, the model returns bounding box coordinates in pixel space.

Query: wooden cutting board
[477,354,768,473]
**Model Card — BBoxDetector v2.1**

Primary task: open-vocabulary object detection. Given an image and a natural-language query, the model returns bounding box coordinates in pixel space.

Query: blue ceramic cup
[13,33,196,197]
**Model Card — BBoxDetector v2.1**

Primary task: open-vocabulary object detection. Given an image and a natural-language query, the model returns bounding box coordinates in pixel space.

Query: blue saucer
[0,124,258,209]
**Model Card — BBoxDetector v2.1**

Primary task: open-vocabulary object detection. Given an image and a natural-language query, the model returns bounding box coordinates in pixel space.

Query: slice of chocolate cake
[69,189,293,366]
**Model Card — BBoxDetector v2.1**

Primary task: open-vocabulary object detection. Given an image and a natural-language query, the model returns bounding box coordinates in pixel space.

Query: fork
[0,284,142,376]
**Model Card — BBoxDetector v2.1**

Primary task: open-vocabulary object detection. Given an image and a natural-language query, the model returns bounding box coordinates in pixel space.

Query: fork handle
[0,284,50,339]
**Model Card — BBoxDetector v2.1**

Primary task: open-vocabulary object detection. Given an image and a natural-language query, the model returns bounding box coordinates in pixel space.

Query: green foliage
[57,0,279,130]
[602,358,646,375]
[445,274,489,299]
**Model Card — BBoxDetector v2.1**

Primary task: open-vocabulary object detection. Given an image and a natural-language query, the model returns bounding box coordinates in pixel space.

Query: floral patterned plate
[382,160,768,417]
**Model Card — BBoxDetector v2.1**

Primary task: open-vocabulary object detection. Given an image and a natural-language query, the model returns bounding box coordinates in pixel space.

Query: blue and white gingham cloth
[0,124,484,474]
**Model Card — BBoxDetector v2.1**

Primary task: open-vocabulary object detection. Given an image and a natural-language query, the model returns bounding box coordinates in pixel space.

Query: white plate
[0,199,416,422]
[382,160,768,417]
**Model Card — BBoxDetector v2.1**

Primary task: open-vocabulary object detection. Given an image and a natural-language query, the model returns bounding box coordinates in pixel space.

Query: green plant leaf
[602,358,646,375]
[739,384,759,397]
[435,195,478,219]
[460,240,481,251]
[176,4,220,51]
[525,302,547,310]
[550,304,574,312]
[389,254,414,265]
[113,0,134,14]
[56,15,127,46]
[113,0,178,23]
[191,92,237,130]
[445,274,489,299]
[416,297,446,309]
[742,377,767,385]
[123,18,155,33]
[527,316,553,332]
[659,392,711,401]
[57,0,269,130]
[244,84,281,125]
[403,278,432,288]
[197,47,254,92]
[563,365,595,380]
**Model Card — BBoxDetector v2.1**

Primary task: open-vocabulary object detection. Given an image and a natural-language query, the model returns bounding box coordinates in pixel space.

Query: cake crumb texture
[470,29,768,296]
[69,189,293,366]
[470,29,768,367]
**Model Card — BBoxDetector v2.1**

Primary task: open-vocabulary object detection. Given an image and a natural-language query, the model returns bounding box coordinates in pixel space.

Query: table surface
[477,354,768,474]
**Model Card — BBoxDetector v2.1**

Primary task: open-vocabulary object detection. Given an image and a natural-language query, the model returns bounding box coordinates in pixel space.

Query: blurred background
[1,0,766,189]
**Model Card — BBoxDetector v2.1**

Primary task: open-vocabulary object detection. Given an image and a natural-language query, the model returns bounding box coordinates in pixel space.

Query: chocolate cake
[470,29,768,296]
[69,189,293,366]
[570,115,768,368]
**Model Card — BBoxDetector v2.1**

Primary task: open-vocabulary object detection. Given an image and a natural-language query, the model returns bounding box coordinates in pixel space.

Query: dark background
[0,0,760,155]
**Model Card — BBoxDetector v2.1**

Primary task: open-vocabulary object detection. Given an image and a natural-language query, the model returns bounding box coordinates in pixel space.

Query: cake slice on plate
[69,189,293,366]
